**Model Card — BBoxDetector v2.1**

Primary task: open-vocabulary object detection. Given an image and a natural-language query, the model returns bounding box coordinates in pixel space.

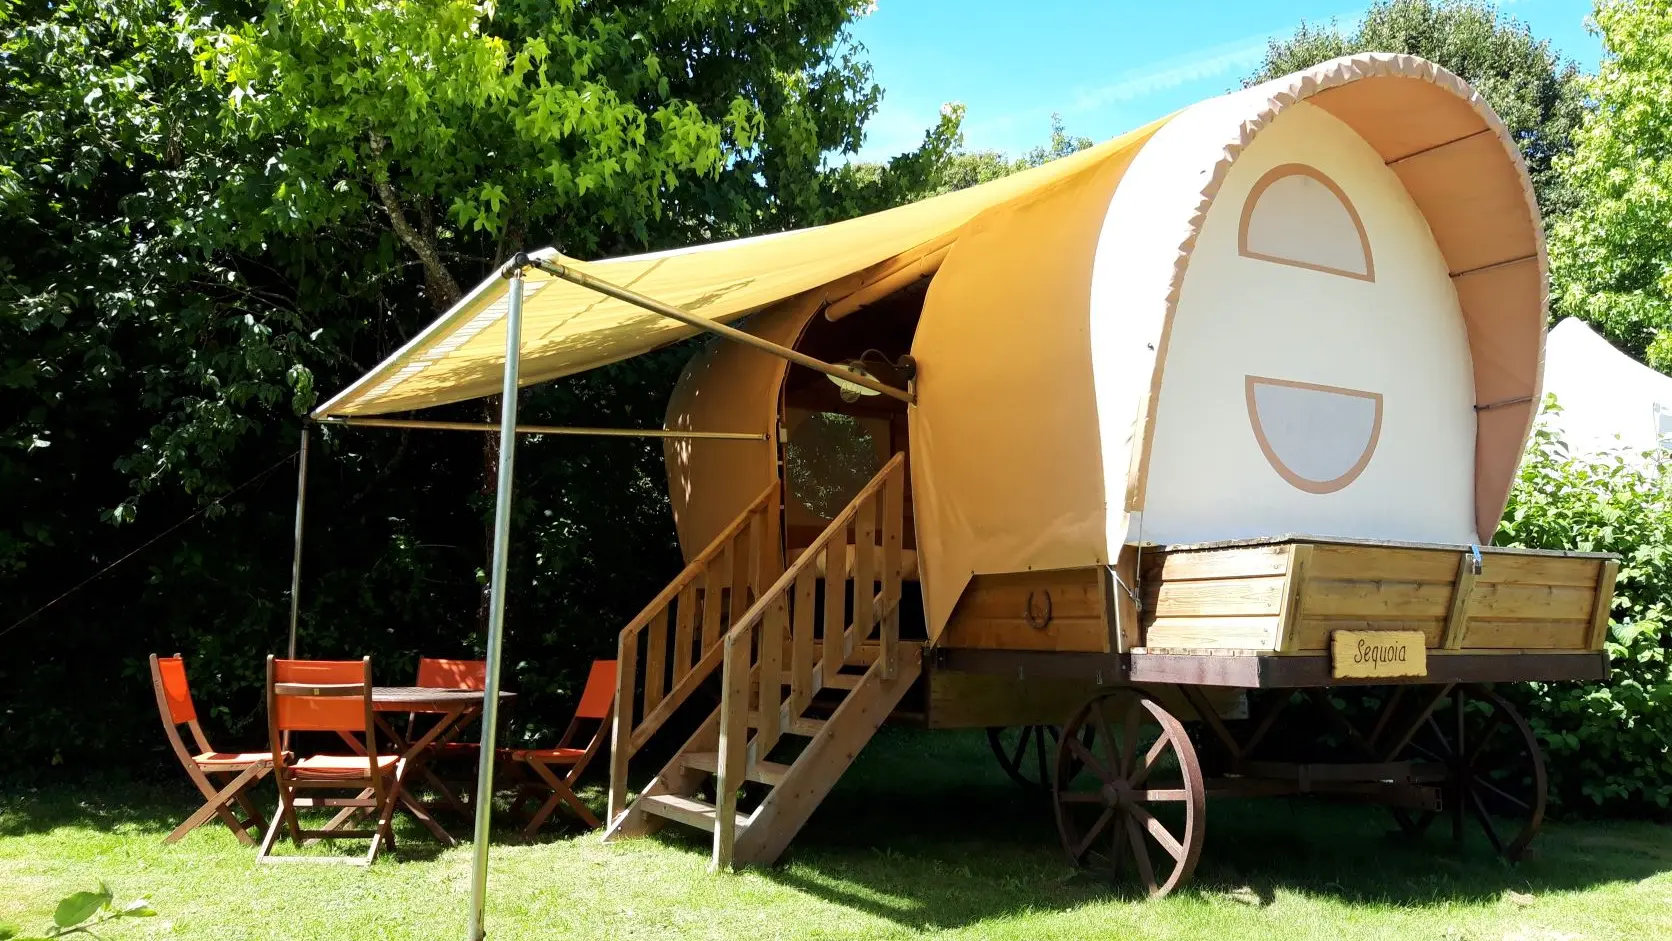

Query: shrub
[1494,403,1672,813]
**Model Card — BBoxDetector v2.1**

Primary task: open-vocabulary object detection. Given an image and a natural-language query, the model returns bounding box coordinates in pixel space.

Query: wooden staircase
[604,453,919,868]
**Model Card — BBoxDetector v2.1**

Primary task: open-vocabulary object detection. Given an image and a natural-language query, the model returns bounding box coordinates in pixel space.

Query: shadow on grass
[0,772,552,864]
[724,727,1672,932]
[0,777,194,839]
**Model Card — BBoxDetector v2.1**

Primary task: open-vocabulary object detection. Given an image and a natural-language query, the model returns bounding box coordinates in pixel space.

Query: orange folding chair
[505,659,616,835]
[410,657,487,811]
[256,656,401,865]
[414,657,486,757]
[149,654,276,846]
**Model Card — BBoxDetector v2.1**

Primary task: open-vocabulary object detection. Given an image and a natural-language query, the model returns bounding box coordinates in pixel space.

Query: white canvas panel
[1088,86,1269,548]
[1139,102,1479,546]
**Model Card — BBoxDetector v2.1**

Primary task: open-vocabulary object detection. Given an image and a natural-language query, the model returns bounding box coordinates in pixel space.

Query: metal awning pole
[467,258,527,941]
[285,423,311,659]
[529,258,915,404]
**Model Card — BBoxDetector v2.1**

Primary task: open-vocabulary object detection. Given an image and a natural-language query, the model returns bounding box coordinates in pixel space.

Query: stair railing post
[713,625,751,870]
[608,626,638,826]
[880,462,904,680]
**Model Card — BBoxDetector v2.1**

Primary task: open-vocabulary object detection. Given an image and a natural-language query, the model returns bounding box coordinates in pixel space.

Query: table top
[370,686,516,710]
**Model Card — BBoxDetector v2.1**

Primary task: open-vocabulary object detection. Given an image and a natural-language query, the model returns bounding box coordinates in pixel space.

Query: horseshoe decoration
[1024,589,1053,630]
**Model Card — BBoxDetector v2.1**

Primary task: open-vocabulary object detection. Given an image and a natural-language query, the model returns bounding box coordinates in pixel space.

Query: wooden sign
[1330,630,1428,679]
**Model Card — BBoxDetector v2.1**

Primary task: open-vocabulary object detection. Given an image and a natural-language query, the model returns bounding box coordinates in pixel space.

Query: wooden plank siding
[938,567,1111,652]
[1133,540,1615,655]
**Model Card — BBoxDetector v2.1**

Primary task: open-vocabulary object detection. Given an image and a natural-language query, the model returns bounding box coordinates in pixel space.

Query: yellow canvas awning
[313,117,1167,418]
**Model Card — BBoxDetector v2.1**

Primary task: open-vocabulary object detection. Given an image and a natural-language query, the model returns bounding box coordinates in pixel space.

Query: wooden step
[682,751,792,787]
[823,671,863,690]
[637,794,748,833]
[748,712,826,736]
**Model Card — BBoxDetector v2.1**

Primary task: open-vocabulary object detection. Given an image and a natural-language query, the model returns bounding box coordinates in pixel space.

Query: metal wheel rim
[1392,685,1547,860]
[1051,689,1206,898]
[986,725,1059,791]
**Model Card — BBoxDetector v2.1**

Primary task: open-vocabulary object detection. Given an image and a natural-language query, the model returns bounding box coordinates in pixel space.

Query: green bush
[1494,403,1672,813]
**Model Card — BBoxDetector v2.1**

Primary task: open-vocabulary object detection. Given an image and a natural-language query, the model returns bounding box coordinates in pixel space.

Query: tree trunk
[369,146,504,635]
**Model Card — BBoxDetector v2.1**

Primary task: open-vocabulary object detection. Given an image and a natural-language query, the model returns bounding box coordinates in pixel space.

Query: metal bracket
[1468,544,1483,576]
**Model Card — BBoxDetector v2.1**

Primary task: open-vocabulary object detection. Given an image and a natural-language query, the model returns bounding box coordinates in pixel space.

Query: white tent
[1542,318,1672,459]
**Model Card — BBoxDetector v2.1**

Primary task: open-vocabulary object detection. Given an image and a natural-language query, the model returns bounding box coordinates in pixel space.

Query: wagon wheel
[987,726,1055,790]
[987,726,1093,791]
[1392,685,1547,861]
[1052,689,1206,898]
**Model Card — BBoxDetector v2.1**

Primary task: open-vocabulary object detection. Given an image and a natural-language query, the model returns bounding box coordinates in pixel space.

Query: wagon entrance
[781,277,926,623]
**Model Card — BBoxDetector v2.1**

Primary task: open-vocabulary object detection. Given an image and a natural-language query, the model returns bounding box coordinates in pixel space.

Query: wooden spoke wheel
[987,726,1092,791]
[1393,685,1548,861]
[1052,689,1206,898]
[987,726,1057,791]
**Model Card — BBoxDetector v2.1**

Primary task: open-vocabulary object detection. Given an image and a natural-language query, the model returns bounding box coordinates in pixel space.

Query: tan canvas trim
[1237,163,1375,282]
[1244,375,1384,494]
[1125,52,1548,544]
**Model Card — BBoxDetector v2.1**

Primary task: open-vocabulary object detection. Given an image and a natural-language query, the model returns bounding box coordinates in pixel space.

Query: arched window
[1238,164,1374,281]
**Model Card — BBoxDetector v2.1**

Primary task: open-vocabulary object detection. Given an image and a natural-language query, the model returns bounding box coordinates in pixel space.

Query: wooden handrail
[718,453,906,652]
[607,479,780,825]
[710,453,907,868]
[618,479,779,639]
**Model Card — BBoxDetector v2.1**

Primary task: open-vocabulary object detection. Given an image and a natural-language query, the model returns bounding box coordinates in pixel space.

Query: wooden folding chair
[256,656,401,865]
[411,657,487,812]
[149,654,276,846]
[505,659,615,835]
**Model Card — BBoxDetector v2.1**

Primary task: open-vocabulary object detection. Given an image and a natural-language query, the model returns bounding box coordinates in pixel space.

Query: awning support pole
[529,258,915,404]
[285,423,311,659]
[317,416,765,441]
[467,258,528,941]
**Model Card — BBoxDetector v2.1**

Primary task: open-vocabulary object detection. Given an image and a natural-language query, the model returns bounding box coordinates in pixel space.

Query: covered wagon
[310,53,1617,895]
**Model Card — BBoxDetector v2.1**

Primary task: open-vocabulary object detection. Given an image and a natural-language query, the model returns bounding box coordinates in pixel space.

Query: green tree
[0,0,955,770]
[1548,0,1672,367]
[1019,112,1093,168]
[1246,0,1585,223]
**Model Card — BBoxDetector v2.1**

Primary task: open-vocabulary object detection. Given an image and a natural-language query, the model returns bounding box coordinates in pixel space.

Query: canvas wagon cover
[316,54,1548,640]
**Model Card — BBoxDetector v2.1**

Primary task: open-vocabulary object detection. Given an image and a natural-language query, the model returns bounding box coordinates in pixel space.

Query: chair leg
[281,786,305,847]
[166,764,264,846]
[231,767,270,832]
[255,798,285,862]
[417,765,471,816]
[527,761,600,831]
[523,794,565,839]
[366,781,401,864]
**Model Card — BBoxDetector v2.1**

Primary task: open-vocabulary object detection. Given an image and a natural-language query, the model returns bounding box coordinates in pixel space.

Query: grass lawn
[3,727,1670,940]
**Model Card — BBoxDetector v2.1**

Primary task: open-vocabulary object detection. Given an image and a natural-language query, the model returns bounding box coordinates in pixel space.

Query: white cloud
[1067,34,1279,112]
[1068,8,1360,113]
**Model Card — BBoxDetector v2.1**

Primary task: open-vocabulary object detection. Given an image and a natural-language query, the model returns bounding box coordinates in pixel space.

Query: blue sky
[848,0,1603,161]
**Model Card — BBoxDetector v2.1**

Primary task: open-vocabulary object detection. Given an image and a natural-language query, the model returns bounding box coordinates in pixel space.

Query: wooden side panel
[926,672,1109,729]
[939,567,1109,652]
[1459,618,1593,650]
[1136,541,1615,655]
[1137,545,1292,652]
[1145,616,1280,650]
[1143,544,1290,581]
[1289,545,1605,652]
[1462,554,1602,652]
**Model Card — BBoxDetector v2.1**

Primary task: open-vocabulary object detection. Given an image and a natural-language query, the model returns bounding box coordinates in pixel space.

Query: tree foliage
[1549,0,1672,368]
[1495,408,1672,813]
[1246,0,1585,223]
[0,0,955,770]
